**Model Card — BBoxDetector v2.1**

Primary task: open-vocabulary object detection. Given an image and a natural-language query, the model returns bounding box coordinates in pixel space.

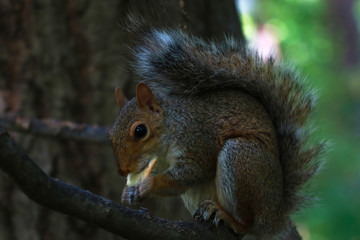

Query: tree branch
[0,114,109,144]
[0,127,239,240]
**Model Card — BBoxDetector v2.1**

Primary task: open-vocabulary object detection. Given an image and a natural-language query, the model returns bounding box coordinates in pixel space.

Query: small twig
[0,127,239,240]
[0,114,109,144]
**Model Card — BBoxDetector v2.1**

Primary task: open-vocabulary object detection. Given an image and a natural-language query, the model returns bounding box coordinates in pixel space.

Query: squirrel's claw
[194,200,221,225]
[194,200,218,222]
[194,200,246,235]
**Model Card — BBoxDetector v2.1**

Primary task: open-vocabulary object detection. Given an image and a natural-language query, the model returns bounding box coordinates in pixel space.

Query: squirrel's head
[109,83,165,177]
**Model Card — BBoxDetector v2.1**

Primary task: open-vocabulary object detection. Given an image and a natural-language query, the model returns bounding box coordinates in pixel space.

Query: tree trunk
[0,1,243,239]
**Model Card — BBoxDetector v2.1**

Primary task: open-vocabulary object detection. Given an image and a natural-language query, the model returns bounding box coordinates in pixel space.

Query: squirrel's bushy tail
[132,28,325,215]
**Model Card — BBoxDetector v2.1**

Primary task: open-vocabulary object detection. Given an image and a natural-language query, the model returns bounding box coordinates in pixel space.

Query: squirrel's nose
[116,166,130,176]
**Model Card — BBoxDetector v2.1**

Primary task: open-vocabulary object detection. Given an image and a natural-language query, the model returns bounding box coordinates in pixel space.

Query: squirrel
[109,26,324,239]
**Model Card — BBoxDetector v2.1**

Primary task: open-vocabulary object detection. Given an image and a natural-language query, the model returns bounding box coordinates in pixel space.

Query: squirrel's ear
[115,87,128,108]
[136,83,160,112]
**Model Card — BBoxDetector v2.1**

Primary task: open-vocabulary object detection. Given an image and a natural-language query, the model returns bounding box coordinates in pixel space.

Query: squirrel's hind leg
[215,137,283,237]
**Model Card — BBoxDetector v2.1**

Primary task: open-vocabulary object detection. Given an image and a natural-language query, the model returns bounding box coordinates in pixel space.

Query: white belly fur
[181,181,217,215]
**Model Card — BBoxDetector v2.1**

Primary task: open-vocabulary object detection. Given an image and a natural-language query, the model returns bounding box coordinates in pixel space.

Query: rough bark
[0,0,243,239]
[0,114,109,144]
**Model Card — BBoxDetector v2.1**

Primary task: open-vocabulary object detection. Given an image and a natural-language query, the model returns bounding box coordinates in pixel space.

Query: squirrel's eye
[134,124,148,139]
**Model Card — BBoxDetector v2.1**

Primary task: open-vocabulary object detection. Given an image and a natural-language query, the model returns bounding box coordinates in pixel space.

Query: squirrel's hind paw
[194,200,247,235]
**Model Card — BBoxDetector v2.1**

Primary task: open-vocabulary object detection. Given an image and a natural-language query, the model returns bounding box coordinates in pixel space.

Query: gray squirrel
[109,25,324,239]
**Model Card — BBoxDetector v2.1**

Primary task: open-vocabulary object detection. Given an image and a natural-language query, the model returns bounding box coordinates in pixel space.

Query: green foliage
[241,0,360,239]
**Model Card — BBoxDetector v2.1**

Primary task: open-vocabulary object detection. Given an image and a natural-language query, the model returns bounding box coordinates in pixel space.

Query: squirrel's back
[160,88,278,166]
[132,28,325,216]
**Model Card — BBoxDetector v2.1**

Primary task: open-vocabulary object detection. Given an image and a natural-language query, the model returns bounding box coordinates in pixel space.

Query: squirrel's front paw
[138,176,154,198]
[121,177,154,205]
[121,185,141,205]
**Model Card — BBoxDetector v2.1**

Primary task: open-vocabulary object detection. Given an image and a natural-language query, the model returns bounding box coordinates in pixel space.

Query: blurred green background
[239,0,360,239]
